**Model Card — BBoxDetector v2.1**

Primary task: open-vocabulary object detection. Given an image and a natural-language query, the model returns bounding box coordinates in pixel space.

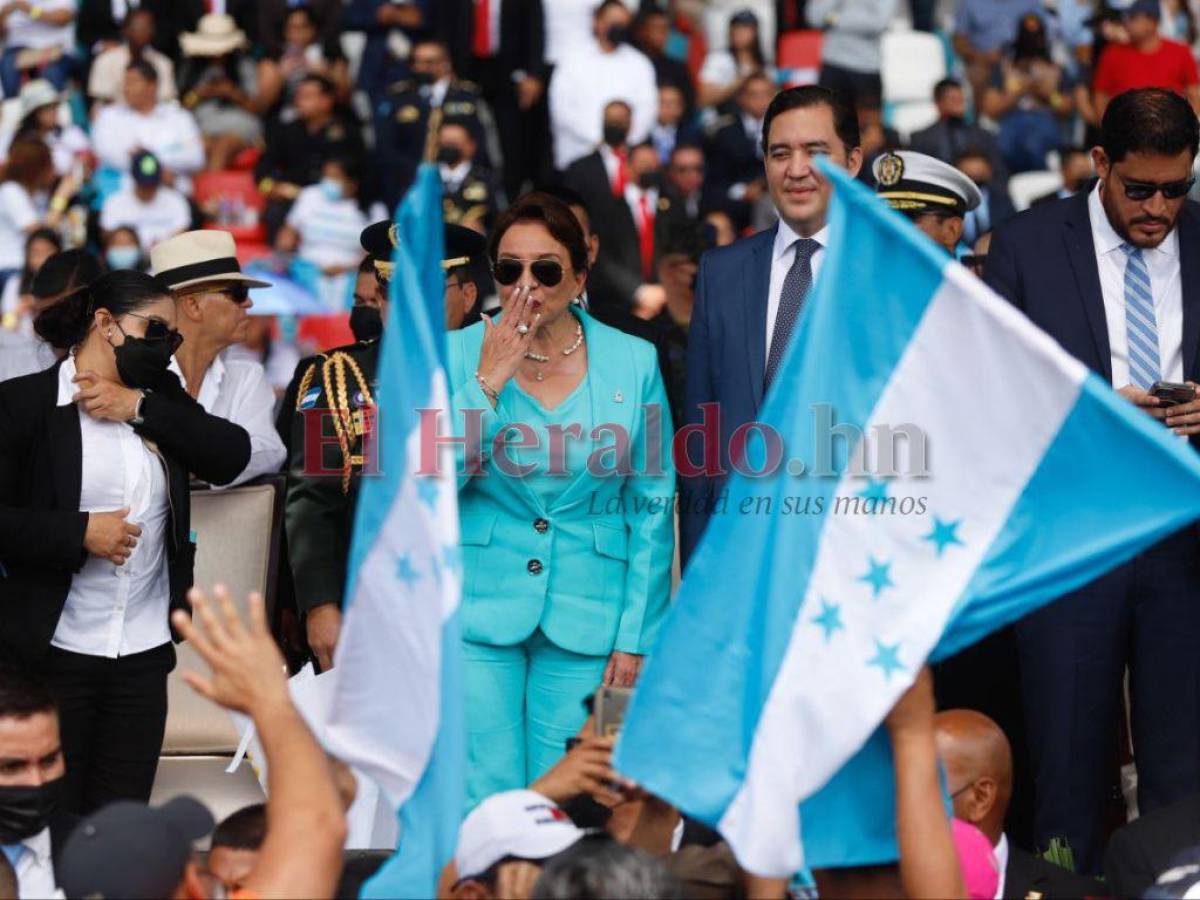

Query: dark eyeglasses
[492,258,564,287]
[1115,172,1195,201]
[217,283,251,304]
[122,313,184,352]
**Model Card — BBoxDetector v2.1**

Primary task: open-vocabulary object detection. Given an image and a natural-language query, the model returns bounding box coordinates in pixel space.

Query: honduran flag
[615,162,1200,876]
[322,164,464,897]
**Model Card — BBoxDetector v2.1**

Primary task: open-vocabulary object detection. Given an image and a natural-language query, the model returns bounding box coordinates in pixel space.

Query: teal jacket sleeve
[614,339,676,654]
[447,324,509,490]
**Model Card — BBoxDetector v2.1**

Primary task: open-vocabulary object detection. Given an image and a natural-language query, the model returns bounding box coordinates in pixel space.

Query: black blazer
[437,0,546,82]
[1105,792,1200,898]
[985,193,1200,450]
[1006,845,1107,898]
[0,363,251,665]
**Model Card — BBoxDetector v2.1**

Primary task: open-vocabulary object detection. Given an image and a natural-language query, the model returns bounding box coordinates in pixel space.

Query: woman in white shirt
[276,156,383,311]
[0,139,78,282]
[697,10,775,109]
[0,270,251,814]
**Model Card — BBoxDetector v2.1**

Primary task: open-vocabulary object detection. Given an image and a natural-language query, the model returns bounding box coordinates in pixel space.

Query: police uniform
[375,78,501,208]
[442,162,503,233]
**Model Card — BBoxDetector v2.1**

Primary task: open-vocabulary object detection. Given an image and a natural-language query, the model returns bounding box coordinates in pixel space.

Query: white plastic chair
[882,31,947,105]
[1008,170,1064,212]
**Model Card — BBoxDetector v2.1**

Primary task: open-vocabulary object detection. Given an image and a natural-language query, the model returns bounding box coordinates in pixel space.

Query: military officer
[873,149,982,256]
[375,38,501,208]
[437,117,504,235]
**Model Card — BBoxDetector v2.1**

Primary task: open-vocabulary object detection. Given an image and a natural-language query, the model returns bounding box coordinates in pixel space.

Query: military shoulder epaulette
[387,79,416,95]
[454,79,480,93]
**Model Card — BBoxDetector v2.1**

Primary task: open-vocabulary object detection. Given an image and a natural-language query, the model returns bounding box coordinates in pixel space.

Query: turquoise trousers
[463,629,608,808]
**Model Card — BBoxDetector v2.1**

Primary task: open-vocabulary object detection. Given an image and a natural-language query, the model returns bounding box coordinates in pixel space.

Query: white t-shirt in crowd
[0,182,41,271]
[544,0,637,65]
[91,102,205,193]
[0,122,90,176]
[88,44,176,102]
[5,0,75,50]
[287,186,383,310]
[100,184,191,250]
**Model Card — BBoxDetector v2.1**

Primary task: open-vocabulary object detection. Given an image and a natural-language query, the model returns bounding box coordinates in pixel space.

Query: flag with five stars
[321,164,464,897]
[614,161,1200,877]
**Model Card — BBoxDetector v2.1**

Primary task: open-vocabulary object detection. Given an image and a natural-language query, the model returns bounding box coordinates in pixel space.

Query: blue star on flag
[858,556,894,599]
[416,476,440,510]
[867,638,905,680]
[395,554,420,587]
[923,516,964,556]
[811,599,844,642]
[857,477,889,508]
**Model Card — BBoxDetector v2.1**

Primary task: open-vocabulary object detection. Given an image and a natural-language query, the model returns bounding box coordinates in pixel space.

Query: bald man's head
[934,709,1012,844]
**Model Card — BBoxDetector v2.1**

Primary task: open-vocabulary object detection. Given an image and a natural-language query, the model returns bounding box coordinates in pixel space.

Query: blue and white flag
[615,162,1200,876]
[322,164,464,897]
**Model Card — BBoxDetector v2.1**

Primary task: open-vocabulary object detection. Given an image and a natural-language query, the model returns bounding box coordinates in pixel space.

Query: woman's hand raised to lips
[84,507,142,565]
[72,371,142,423]
[476,283,541,395]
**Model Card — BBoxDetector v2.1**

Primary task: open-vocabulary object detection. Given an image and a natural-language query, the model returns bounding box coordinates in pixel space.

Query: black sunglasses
[493,258,564,287]
[1115,172,1195,201]
[122,314,184,353]
[218,282,251,304]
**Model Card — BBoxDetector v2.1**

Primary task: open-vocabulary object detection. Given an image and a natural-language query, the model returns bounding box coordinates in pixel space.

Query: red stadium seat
[194,170,267,244]
[777,29,822,87]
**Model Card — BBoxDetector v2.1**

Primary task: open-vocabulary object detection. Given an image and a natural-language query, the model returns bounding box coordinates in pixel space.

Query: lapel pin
[613,391,624,403]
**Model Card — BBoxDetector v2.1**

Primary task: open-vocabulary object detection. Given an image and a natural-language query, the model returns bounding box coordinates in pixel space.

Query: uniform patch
[299,386,322,410]
[463,182,488,201]
[397,105,420,123]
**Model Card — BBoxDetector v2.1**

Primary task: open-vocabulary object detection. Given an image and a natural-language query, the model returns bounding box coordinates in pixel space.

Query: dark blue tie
[765,238,819,389]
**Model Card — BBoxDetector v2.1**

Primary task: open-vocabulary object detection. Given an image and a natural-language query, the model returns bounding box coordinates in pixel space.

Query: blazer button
[533,517,549,534]
[527,559,543,575]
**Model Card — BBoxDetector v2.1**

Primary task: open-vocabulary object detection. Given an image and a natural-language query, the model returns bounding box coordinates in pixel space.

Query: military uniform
[283,338,379,616]
[375,78,501,208]
[442,162,503,233]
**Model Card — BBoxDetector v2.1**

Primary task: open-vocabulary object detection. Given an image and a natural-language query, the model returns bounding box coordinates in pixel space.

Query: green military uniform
[283,338,379,616]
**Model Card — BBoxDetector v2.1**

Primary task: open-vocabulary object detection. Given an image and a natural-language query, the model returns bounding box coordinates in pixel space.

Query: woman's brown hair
[4,138,51,189]
[488,191,589,276]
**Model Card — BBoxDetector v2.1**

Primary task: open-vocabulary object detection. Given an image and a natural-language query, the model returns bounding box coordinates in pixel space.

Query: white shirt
[439,159,472,193]
[0,183,41,270]
[1087,182,1184,388]
[52,355,172,659]
[0,331,56,382]
[765,220,829,358]
[549,42,658,170]
[91,103,205,194]
[168,351,285,487]
[5,0,74,50]
[100,185,191,251]
[993,833,1009,900]
[543,0,637,65]
[5,826,60,899]
[87,44,176,103]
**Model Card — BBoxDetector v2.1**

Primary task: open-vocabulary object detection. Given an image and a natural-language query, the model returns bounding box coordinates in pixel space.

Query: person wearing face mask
[151,230,287,488]
[99,151,191,254]
[439,118,504,235]
[549,0,658,172]
[448,192,674,806]
[0,668,73,899]
[102,226,148,273]
[909,78,1008,184]
[956,149,1017,249]
[0,269,251,815]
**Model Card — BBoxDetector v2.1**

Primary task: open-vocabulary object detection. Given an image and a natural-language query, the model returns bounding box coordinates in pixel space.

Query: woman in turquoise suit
[446,192,674,805]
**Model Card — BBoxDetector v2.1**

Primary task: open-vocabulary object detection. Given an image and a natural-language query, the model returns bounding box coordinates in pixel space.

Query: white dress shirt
[4,826,60,899]
[765,220,829,359]
[91,102,205,194]
[1088,182,1184,388]
[51,355,172,659]
[549,42,658,170]
[168,351,286,487]
[543,0,637,65]
[993,832,1009,900]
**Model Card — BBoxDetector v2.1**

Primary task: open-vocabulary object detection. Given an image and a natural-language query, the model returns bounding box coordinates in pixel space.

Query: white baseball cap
[455,790,585,881]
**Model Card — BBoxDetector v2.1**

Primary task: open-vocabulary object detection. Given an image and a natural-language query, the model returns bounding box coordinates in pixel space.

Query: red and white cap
[455,790,585,881]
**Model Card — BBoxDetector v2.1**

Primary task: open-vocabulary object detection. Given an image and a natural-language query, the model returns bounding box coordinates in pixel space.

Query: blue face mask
[319,177,344,202]
[106,246,141,270]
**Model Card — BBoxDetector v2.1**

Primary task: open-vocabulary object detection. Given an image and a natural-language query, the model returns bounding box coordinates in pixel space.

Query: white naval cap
[873,150,983,216]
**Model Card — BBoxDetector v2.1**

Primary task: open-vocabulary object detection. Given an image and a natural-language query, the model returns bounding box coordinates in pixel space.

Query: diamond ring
[517,323,530,335]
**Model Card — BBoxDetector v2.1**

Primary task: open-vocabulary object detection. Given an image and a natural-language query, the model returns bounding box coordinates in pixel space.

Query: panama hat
[151,230,271,291]
[180,14,248,58]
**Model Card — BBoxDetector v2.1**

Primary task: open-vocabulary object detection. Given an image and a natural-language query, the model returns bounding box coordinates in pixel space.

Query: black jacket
[437,0,546,83]
[0,363,250,665]
[1105,792,1200,898]
[1006,845,1106,898]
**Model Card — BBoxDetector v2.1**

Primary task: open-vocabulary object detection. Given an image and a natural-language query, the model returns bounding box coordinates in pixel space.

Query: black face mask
[602,122,629,148]
[606,24,628,46]
[637,171,657,190]
[0,778,62,844]
[436,144,464,167]
[411,70,435,86]
[350,304,384,342]
[113,334,175,390]
[945,114,966,127]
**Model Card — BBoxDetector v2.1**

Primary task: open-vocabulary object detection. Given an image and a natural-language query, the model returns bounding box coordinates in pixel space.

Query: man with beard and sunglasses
[985,86,1200,875]
[150,231,286,488]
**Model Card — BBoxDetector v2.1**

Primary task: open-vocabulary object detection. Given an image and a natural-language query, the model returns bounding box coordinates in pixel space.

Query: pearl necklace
[524,321,584,381]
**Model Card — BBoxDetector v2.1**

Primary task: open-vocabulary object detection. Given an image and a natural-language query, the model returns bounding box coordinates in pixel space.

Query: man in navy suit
[985,87,1200,875]
[680,86,862,566]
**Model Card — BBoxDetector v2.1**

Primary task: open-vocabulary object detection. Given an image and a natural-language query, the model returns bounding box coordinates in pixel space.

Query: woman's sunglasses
[123,313,184,352]
[1115,172,1195,201]
[492,258,564,287]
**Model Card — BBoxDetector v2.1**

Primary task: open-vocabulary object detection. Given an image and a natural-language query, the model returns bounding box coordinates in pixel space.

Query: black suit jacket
[77,0,204,59]
[0,363,250,665]
[1006,845,1106,898]
[704,115,761,201]
[565,151,642,315]
[1105,792,1200,898]
[908,118,1009,181]
[985,193,1200,454]
[438,0,545,82]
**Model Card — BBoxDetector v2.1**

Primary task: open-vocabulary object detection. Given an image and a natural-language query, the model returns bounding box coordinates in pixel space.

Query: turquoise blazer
[446,309,675,658]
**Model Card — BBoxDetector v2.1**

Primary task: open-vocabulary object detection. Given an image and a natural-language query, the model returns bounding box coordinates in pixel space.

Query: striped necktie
[1121,243,1161,389]
[765,238,819,389]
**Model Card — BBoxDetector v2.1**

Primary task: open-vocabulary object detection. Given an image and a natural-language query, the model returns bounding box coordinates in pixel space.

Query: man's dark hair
[126,58,159,83]
[297,73,336,98]
[761,85,860,156]
[593,0,628,18]
[1101,88,1200,163]
[537,184,590,220]
[669,142,704,164]
[0,667,56,721]
[212,804,267,851]
[933,77,962,102]
[953,146,992,168]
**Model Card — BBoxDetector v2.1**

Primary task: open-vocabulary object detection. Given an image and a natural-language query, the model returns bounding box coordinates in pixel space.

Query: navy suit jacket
[984,192,1200,452]
[680,226,777,565]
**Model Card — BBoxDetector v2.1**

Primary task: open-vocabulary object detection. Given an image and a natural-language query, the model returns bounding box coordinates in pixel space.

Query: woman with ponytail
[0,269,251,814]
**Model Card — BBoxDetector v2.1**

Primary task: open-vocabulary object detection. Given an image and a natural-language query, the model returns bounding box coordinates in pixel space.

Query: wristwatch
[129,390,147,426]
